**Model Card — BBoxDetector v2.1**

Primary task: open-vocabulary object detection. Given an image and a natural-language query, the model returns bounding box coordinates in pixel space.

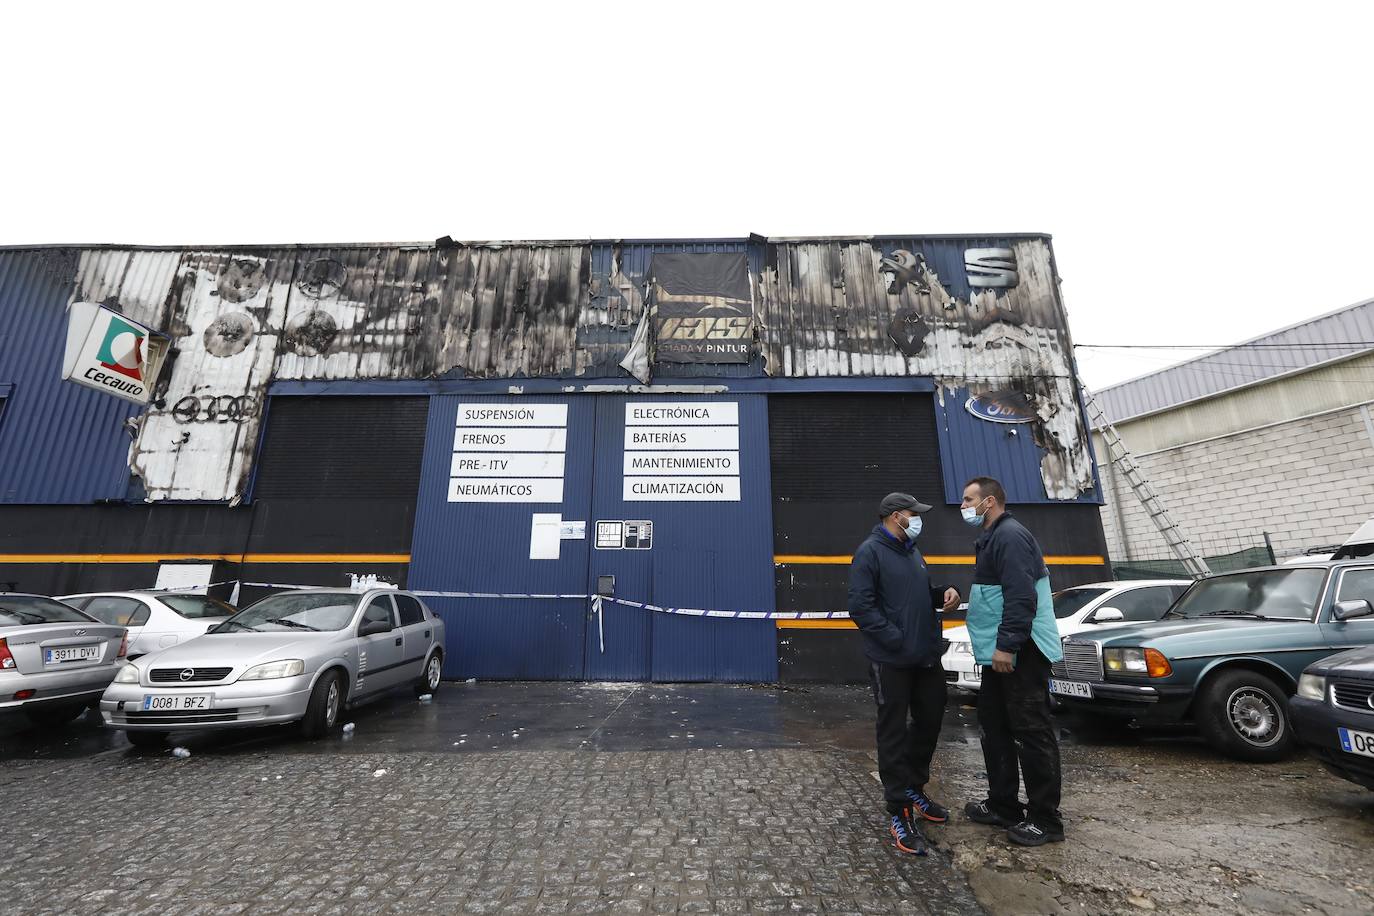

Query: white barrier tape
[236,582,855,628]
[141,579,240,594]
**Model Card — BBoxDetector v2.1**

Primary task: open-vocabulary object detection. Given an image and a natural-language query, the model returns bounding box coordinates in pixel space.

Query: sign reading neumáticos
[62,302,169,405]
[650,252,754,363]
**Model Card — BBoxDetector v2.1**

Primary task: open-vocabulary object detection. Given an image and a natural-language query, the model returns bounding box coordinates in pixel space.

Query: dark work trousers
[869,662,948,814]
[976,642,1063,832]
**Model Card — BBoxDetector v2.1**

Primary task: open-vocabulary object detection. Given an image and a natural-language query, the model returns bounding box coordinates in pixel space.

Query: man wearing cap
[848,492,961,856]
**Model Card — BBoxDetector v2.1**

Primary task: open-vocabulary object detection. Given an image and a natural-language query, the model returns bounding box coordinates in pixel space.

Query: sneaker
[905,788,949,824]
[889,808,928,856]
[964,800,1020,828]
[1007,820,1065,847]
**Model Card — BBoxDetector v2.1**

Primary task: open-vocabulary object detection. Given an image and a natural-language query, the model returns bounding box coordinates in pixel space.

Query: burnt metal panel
[1095,297,1374,423]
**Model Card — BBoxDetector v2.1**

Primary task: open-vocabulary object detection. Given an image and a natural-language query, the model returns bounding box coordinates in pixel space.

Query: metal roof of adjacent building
[1092,297,1374,424]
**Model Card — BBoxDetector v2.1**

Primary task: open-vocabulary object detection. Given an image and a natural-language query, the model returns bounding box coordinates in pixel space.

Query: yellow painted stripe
[0,553,412,564]
[774,554,1104,566]
[776,618,966,630]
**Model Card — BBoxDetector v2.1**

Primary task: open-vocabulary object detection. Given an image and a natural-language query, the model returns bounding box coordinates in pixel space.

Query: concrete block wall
[1098,404,1374,562]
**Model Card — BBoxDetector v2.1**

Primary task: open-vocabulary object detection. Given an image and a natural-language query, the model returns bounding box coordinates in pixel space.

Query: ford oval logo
[180,668,195,681]
[964,396,1035,425]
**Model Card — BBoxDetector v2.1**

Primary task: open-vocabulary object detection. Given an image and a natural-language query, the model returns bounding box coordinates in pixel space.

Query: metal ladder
[1083,388,1212,577]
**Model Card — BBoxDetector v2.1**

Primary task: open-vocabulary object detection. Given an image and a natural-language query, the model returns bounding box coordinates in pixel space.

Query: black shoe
[889,808,928,856]
[1007,820,1065,846]
[964,800,1020,828]
[905,788,949,824]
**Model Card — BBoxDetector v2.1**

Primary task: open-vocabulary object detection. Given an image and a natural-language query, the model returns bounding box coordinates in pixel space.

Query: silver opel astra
[100,588,446,746]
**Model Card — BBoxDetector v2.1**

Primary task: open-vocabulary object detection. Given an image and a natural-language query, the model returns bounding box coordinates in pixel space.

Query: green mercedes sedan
[1050,561,1374,762]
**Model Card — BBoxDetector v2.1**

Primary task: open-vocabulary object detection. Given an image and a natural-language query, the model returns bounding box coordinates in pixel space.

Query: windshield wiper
[1200,610,1271,620]
[215,620,260,633]
[265,617,320,632]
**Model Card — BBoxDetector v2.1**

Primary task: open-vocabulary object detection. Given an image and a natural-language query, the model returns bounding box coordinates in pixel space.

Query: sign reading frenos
[61,303,169,405]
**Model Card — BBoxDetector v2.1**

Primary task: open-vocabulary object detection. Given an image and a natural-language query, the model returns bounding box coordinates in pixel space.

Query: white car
[59,591,237,661]
[941,579,1191,690]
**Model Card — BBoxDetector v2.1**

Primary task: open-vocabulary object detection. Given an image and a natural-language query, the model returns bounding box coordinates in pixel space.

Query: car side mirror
[1333,599,1374,622]
[359,618,392,637]
[1092,607,1125,623]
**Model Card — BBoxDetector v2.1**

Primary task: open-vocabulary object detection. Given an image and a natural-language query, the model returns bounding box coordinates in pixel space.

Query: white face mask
[902,514,923,540]
[961,498,989,527]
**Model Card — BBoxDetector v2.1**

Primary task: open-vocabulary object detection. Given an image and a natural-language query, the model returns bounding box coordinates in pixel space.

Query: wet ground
[3,683,1372,914]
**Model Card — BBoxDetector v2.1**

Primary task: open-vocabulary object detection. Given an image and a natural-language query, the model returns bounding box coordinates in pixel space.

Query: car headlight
[950,641,973,657]
[1104,647,1172,677]
[113,663,140,684]
[1103,648,1147,673]
[1297,673,1327,701]
[239,659,306,681]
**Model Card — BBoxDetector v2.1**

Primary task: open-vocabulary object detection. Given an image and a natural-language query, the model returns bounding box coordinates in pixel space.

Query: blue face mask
[903,515,923,540]
[961,498,989,528]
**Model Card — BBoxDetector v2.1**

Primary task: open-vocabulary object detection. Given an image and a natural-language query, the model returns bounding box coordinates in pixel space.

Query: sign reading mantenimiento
[62,302,169,405]
[650,252,754,363]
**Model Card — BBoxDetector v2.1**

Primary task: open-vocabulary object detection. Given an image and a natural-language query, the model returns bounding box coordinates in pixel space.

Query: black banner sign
[650,252,753,363]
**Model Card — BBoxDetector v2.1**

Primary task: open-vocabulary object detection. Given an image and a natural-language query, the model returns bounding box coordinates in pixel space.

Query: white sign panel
[448,478,565,503]
[451,453,566,477]
[454,427,568,452]
[154,563,214,594]
[529,513,563,560]
[623,451,739,476]
[624,426,739,452]
[625,402,739,426]
[624,476,741,501]
[457,404,567,427]
[61,302,169,405]
[596,521,624,549]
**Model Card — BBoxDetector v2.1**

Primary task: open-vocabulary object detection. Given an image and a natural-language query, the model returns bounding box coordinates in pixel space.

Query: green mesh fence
[1112,546,1275,581]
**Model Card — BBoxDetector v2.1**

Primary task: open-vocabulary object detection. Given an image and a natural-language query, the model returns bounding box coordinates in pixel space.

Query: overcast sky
[3,2,1370,390]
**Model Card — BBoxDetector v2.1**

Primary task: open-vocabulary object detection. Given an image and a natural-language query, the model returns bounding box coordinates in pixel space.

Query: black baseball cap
[879,492,932,516]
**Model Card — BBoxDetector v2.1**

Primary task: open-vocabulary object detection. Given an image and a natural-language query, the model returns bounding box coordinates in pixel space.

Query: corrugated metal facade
[1095,297,1374,423]
[1,236,1098,506]
[0,251,143,503]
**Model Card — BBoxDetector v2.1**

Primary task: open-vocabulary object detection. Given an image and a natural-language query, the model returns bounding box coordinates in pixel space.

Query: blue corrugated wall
[0,252,140,504]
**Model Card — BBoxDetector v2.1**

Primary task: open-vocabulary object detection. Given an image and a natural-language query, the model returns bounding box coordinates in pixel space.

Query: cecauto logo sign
[62,303,168,404]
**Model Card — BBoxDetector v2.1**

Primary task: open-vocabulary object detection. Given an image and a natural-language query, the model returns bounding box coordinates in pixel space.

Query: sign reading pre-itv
[449,403,566,502]
[62,302,170,405]
[623,401,740,501]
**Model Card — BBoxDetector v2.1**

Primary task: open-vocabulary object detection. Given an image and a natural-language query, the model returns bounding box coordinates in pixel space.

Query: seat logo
[180,668,195,681]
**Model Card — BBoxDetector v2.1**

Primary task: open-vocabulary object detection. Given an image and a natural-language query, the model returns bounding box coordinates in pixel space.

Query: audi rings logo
[74,628,87,637]
[180,668,195,682]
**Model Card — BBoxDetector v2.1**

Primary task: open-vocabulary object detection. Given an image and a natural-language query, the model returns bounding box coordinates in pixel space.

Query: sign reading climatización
[623,402,740,501]
[449,404,567,502]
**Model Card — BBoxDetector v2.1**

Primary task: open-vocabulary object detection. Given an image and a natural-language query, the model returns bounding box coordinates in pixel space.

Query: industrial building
[0,236,1109,682]
[1093,298,1374,571]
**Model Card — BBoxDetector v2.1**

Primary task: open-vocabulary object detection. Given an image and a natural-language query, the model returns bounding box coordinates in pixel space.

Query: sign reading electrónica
[62,302,169,404]
[623,401,740,502]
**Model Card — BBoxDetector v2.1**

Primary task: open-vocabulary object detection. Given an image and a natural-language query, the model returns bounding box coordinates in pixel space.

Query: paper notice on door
[560,521,586,540]
[530,513,562,560]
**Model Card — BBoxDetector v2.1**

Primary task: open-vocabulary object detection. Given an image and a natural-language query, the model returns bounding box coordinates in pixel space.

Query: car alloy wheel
[1227,687,1282,746]
[325,679,340,728]
[426,656,442,691]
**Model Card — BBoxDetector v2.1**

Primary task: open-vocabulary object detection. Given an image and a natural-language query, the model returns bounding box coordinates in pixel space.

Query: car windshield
[0,596,97,628]
[1052,588,1110,619]
[160,595,237,619]
[214,592,357,633]
[1168,568,1325,620]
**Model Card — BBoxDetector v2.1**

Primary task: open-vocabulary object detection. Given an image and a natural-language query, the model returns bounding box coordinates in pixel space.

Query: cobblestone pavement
[2,684,984,915]
[5,682,1373,915]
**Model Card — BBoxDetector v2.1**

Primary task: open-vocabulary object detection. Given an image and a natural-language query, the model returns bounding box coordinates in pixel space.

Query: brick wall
[1098,404,1374,562]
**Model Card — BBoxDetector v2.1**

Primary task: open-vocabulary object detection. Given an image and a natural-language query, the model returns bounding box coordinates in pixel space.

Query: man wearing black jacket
[848,492,961,856]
